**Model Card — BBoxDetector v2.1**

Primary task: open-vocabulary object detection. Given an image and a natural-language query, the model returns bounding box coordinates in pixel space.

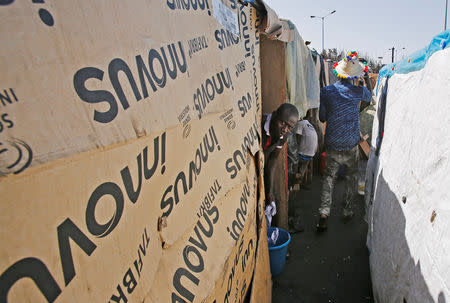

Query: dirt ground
[271,174,374,303]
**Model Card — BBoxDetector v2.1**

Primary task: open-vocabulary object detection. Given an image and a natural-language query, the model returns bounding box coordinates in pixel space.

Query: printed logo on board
[215,28,240,51]
[225,117,259,179]
[0,88,19,137]
[182,124,192,139]
[107,227,151,303]
[196,179,222,218]
[0,0,54,26]
[250,44,260,112]
[226,177,251,241]
[160,126,221,218]
[166,0,211,15]
[74,41,188,124]
[192,68,233,119]
[227,120,236,130]
[237,92,252,118]
[172,205,219,302]
[238,4,251,58]
[0,132,167,302]
[187,35,208,58]
[220,235,254,303]
[219,108,236,130]
[177,105,192,139]
[235,60,246,77]
[0,139,33,175]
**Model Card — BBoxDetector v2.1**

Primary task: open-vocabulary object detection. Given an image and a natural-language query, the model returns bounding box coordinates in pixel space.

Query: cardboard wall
[260,35,287,114]
[249,151,273,303]
[0,1,271,302]
[0,0,261,172]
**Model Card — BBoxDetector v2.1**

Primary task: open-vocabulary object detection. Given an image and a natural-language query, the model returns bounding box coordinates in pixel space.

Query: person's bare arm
[264,146,281,204]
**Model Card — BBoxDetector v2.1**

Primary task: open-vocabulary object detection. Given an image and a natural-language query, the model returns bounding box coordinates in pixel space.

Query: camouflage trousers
[319,146,359,217]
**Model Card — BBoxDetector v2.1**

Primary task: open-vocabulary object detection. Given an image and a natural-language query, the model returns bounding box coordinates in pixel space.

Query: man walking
[317,51,371,231]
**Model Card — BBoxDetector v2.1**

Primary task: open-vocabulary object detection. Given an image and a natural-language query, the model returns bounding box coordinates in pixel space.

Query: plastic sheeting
[365,46,450,303]
[311,50,328,88]
[378,30,450,78]
[258,1,294,43]
[285,20,320,119]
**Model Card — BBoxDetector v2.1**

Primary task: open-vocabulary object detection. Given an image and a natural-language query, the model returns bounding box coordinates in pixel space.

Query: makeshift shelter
[258,7,321,229]
[0,1,288,302]
[365,30,450,303]
[311,49,329,88]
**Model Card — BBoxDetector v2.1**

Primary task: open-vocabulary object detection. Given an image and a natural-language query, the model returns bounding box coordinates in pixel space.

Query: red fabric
[264,136,272,151]
[284,144,289,202]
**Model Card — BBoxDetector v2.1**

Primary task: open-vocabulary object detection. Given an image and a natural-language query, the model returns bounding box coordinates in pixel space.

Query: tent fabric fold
[284,20,320,118]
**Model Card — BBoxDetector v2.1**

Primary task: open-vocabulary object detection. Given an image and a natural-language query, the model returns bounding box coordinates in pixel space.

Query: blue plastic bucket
[267,227,291,276]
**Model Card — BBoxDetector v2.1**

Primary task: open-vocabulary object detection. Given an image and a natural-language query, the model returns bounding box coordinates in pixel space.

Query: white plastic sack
[265,201,277,228]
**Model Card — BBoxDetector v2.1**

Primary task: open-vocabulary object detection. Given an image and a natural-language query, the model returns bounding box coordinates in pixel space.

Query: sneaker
[316,215,328,232]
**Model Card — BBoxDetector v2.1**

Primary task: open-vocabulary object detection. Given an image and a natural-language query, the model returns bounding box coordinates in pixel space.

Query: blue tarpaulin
[379,30,450,78]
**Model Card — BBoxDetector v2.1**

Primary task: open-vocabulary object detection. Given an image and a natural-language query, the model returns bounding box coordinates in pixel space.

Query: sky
[262,0,447,64]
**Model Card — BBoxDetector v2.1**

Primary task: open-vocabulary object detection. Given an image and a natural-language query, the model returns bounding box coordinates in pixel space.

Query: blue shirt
[319,81,371,151]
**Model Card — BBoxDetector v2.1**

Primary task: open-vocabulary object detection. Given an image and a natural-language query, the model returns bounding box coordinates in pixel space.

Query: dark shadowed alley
[272,174,373,303]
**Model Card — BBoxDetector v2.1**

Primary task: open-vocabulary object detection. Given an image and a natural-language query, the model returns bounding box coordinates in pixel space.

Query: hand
[267,192,275,203]
[274,136,287,148]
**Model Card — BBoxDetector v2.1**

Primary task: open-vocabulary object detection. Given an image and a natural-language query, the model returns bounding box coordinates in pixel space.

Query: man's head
[271,103,299,138]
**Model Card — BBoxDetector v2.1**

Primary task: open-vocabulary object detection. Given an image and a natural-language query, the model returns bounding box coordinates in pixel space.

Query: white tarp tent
[365,30,450,303]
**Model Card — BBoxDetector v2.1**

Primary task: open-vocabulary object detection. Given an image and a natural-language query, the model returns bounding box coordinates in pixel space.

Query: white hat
[332,51,368,79]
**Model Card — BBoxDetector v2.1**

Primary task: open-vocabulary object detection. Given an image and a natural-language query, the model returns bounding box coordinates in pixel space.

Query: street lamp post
[311,10,336,53]
[389,47,395,63]
[388,47,406,63]
[445,0,448,30]
[400,47,406,59]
